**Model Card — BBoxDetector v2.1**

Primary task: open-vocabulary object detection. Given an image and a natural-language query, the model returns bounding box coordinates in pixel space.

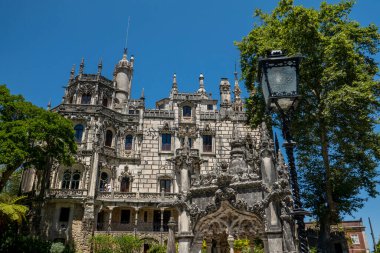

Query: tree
[0,84,77,192]
[0,193,28,229]
[236,1,380,252]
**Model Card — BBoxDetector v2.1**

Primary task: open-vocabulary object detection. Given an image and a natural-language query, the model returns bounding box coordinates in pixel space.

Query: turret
[170,73,178,98]
[233,71,243,111]
[114,49,134,104]
[197,73,206,93]
[219,78,231,106]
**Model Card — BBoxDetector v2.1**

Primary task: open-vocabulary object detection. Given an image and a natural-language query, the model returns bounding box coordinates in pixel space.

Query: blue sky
[1,0,379,249]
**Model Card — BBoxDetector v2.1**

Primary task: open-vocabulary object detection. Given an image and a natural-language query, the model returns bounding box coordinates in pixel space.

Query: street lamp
[258,50,309,253]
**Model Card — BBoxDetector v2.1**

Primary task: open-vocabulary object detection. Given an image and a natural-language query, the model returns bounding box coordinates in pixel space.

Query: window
[74,124,84,143]
[71,171,80,189]
[144,211,148,222]
[99,172,109,191]
[105,130,113,147]
[183,106,192,117]
[203,135,213,152]
[81,94,91,105]
[153,210,171,232]
[350,234,360,245]
[120,177,130,192]
[61,170,81,190]
[62,170,71,189]
[59,207,70,222]
[207,104,213,110]
[161,134,171,151]
[120,210,131,224]
[125,135,133,150]
[102,98,108,107]
[128,110,134,114]
[160,179,171,193]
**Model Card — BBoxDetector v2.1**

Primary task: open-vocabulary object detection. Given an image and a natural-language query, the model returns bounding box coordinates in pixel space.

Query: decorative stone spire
[97,59,102,75]
[197,73,206,93]
[233,70,243,112]
[141,88,145,99]
[69,64,75,80]
[79,58,85,76]
[219,78,231,106]
[47,99,51,111]
[171,73,178,92]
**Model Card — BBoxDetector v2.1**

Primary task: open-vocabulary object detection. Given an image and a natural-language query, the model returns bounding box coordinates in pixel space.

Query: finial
[199,73,204,87]
[172,73,178,90]
[97,59,103,75]
[47,98,52,110]
[141,88,145,99]
[123,48,127,60]
[79,58,85,75]
[70,64,75,80]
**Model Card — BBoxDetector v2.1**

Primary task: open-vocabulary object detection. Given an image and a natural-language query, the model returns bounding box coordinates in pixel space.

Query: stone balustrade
[47,189,88,198]
[144,109,174,119]
[96,191,177,201]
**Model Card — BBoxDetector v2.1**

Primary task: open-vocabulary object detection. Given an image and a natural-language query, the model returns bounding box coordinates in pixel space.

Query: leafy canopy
[237,0,380,222]
[0,85,77,192]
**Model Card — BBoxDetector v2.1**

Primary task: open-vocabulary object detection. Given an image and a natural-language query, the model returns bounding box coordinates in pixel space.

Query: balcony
[46,189,88,199]
[96,191,177,202]
[96,222,175,232]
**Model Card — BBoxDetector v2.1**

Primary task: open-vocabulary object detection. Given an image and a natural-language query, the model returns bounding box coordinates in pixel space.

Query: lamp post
[258,50,309,253]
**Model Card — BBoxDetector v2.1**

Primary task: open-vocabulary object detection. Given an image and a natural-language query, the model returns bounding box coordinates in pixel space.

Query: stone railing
[96,191,177,201]
[47,189,88,198]
[200,111,219,120]
[96,222,176,232]
[144,109,174,119]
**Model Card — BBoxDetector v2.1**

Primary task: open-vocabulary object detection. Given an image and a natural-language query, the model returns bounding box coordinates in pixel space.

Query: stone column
[134,207,139,235]
[227,235,234,253]
[107,206,115,232]
[206,239,212,253]
[88,152,99,197]
[160,208,165,244]
[266,233,283,253]
[167,217,176,253]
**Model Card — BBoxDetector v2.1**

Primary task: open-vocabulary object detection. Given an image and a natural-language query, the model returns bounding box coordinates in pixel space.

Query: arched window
[105,130,113,147]
[125,135,133,150]
[99,172,109,191]
[62,170,71,189]
[74,124,84,143]
[61,170,81,189]
[120,177,130,192]
[71,171,81,189]
[183,106,192,117]
[81,93,91,104]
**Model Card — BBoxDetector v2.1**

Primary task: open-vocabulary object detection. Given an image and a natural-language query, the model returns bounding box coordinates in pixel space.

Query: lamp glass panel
[266,65,297,97]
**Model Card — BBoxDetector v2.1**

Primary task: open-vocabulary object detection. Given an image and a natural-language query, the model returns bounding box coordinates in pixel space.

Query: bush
[91,234,115,253]
[50,242,65,253]
[114,235,142,253]
[147,243,166,253]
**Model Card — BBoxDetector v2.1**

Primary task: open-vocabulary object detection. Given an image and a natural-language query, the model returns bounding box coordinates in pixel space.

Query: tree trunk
[319,123,335,253]
[0,165,18,192]
[318,213,332,253]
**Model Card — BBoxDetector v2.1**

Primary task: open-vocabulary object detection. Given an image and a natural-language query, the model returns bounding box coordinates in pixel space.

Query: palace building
[22,50,297,253]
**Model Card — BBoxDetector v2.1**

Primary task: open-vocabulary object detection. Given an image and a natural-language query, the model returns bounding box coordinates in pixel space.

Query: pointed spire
[47,99,52,110]
[97,59,103,75]
[198,73,206,93]
[141,88,145,99]
[234,70,241,99]
[79,58,85,75]
[278,150,285,167]
[70,64,75,80]
[172,73,178,91]
[123,48,127,60]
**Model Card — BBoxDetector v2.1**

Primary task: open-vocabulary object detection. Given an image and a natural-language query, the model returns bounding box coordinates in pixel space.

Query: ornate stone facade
[22,51,297,253]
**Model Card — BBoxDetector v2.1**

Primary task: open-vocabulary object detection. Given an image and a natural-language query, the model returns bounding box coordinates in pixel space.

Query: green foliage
[0,193,28,226]
[91,234,115,253]
[375,238,380,253]
[0,84,77,192]
[234,238,250,251]
[50,242,66,253]
[237,0,380,244]
[147,243,166,253]
[0,233,52,253]
[91,234,143,253]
